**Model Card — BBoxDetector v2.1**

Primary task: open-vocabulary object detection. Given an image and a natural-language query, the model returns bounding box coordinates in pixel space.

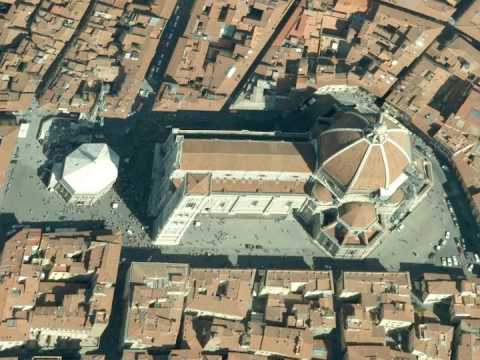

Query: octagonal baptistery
[316,111,412,196]
[55,143,119,206]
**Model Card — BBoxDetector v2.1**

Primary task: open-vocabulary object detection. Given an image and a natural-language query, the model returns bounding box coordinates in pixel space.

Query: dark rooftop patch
[428,75,472,119]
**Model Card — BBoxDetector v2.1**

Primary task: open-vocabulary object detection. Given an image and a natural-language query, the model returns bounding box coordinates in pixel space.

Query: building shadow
[0,212,19,251]
[0,212,18,233]
[120,246,231,269]
[313,257,385,272]
[237,255,311,270]
[101,115,169,231]
[19,219,106,232]
[452,0,475,21]
[149,109,299,132]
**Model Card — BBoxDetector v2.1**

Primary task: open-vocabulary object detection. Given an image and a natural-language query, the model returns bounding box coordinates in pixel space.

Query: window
[218,6,228,21]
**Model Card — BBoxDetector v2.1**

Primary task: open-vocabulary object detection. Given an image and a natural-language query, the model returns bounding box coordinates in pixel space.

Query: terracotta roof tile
[339,202,377,229]
[180,139,315,173]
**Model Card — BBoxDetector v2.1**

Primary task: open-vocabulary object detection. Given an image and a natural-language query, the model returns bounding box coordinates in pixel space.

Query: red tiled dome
[318,112,412,194]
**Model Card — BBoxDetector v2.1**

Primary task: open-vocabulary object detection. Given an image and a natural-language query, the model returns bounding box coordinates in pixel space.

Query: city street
[146,0,194,90]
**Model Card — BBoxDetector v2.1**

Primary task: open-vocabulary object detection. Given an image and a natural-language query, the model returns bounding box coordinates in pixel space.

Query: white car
[439,239,447,247]
[452,256,459,266]
[467,264,474,272]
[447,257,453,267]
[441,257,447,266]
[433,245,440,251]
[445,231,451,240]
[474,253,480,263]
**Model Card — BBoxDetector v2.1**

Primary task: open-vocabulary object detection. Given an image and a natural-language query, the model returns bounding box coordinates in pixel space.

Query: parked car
[445,231,451,240]
[441,257,447,266]
[447,257,453,267]
[452,256,459,266]
[467,263,475,272]
[474,253,480,263]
